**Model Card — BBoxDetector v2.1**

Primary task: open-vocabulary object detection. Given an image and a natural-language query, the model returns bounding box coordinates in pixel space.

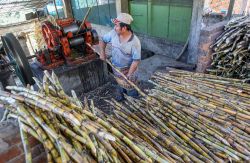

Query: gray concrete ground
[138,54,195,81]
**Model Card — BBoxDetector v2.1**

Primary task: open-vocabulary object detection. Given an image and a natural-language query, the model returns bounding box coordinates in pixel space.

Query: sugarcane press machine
[36,18,99,69]
[0,18,99,86]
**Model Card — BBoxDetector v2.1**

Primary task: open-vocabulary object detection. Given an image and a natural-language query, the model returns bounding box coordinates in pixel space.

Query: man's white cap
[112,13,133,25]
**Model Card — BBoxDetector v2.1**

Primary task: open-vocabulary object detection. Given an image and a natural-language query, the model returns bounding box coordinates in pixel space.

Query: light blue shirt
[102,30,141,69]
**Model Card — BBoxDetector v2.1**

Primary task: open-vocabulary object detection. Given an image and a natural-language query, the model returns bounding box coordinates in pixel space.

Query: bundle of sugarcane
[0,70,171,163]
[208,16,250,80]
[1,69,250,162]
[141,69,250,162]
[85,69,250,162]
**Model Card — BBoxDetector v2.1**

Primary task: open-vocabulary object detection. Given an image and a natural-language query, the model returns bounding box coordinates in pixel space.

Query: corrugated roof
[0,0,51,14]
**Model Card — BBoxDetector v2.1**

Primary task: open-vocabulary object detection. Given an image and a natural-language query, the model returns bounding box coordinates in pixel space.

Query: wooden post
[26,33,35,55]
[226,0,235,19]
[62,0,73,18]
[116,0,129,14]
[187,0,205,64]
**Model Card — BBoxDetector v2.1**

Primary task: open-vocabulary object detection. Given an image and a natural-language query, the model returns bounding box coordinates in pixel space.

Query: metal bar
[53,0,59,19]
[26,55,36,59]
[76,7,92,34]
[226,0,235,20]
[0,61,16,67]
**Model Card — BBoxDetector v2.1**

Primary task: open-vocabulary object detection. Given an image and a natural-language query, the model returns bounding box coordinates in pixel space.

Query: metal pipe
[69,37,84,47]
[62,23,79,35]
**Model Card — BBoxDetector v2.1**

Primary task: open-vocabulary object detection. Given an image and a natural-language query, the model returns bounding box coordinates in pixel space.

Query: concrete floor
[138,54,195,81]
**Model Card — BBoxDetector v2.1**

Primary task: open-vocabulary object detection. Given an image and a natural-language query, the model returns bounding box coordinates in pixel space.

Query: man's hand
[99,53,106,61]
[126,74,131,80]
[127,61,140,79]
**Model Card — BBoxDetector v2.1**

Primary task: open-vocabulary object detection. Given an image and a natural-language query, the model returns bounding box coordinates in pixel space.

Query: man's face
[114,23,123,34]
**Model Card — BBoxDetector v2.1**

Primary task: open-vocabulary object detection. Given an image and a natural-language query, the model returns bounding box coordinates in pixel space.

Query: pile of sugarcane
[208,16,250,80]
[146,69,250,162]
[100,69,250,162]
[1,69,250,162]
[0,70,171,163]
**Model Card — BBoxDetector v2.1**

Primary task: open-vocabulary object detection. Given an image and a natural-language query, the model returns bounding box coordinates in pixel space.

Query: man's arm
[99,30,115,60]
[128,37,141,79]
[99,40,107,61]
[127,60,140,78]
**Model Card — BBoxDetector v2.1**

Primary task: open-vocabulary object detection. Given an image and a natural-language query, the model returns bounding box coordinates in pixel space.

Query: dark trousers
[115,85,139,101]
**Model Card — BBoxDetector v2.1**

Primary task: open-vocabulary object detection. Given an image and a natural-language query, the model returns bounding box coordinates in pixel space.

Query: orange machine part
[56,18,75,27]
[41,21,62,50]
[60,37,71,57]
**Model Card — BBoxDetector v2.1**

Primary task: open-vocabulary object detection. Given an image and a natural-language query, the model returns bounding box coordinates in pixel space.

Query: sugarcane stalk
[19,119,32,163]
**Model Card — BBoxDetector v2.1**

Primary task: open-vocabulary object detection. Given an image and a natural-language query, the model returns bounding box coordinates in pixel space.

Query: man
[100,13,141,101]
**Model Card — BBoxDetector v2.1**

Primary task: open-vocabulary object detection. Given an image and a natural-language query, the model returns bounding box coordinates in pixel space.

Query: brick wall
[209,0,242,14]
[0,123,46,163]
[196,21,228,72]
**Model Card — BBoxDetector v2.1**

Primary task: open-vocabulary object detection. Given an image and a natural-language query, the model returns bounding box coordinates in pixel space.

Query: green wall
[71,0,116,26]
[129,0,193,43]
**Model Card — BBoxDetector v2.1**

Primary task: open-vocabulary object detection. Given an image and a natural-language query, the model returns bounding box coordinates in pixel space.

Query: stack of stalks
[106,69,250,162]
[1,69,250,162]
[208,16,250,80]
[147,69,250,162]
[0,70,168,163]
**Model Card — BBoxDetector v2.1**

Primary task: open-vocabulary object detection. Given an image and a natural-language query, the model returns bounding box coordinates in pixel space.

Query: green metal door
[151,1,170,38]
[129,1,148,34]
[129,0,193,43]
[168,0,192,42]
